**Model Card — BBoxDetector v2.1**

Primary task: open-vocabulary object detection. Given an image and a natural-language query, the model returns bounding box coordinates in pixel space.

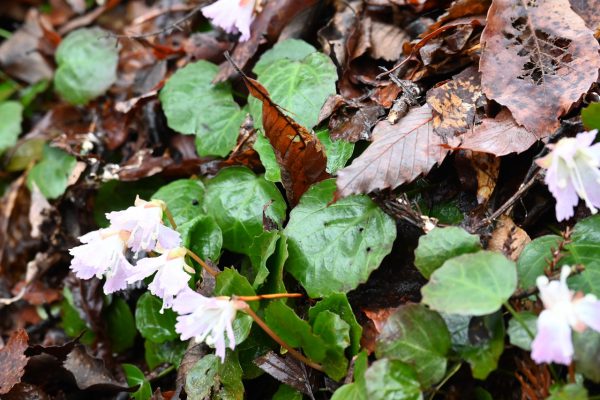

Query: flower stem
[186,248,219,277]
[237,293,302,301]
[504,301,535,340]
[164,207,178,230]
[243,306,324,372]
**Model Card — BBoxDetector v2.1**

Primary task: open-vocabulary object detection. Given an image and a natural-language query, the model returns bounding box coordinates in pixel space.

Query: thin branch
[114,6,202,40]
[237,293,303,301]
[186,249,219,277]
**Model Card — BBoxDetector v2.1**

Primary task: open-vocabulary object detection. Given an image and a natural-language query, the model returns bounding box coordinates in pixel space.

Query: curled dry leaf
[243,76,330,205]
[336,104,449,197]
[0,330,29,395]
[424,0,492,34]
[479,0,600,135]
[569,0,600,33]
[487,215,531,261]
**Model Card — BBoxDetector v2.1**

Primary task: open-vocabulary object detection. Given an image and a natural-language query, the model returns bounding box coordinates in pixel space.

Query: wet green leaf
[0,101,23,155]
[27,145,77,199]
[135,292,178,343]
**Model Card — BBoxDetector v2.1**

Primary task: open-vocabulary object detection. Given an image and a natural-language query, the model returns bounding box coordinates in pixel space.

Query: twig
[114,6,202,40]
[243,306,324,372]
[131,4,197,26]
[511,264,585,300]
[237,293,303,301]
[474,169,542,231]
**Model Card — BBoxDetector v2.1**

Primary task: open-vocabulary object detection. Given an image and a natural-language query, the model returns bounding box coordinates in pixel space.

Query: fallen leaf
[455,150,500,204]
[569,0,600,33]
[426,66,485,138]
[368,20,409,62]
[487,215,531,261]
[458,108,544,156]
[424,0,492,34]
[479,0,600,135]
[0,329,29,395]
[254,351,315,397]
[336,104,448,197]
[243,76,330,205]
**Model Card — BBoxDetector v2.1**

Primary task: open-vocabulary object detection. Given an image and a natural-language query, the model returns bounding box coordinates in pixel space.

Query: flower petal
[574,295,600,333]
[531,309,574,365]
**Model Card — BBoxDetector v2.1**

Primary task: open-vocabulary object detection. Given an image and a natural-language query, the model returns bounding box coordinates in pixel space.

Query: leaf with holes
[336,104,448,197]
[480,0,600,135]
[569,0,600,32]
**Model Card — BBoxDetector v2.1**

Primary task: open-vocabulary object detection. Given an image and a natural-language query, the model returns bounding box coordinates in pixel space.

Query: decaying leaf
[427,66,485,138]
[0,330,29,395]
[569,0,600,33]
[254,351,314,397]
[336,104,448,197]
[243,76,330,205]
[455,150,500,204]
[480,0,600,135]
[425,0,492,34]
[487,215,531,261]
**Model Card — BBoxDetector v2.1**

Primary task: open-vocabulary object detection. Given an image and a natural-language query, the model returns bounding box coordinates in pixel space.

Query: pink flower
[69,229,133,294]
[531,266,600,365]
[173,288,247,361]
[201,0,255,42]
[536,130,600,221]
[126,247,194,311]
[106,196,181,254]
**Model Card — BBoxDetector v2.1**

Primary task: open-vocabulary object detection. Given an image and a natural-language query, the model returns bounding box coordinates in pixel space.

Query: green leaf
[253,130,281,182]
[272,384,303,400]
[54,28,118,105]
[414,227,481,279]
[253,39,317,76]
[421,251,517,316]
[573,328,600,383]
[285,179,396,297]
[0,101,23,155]
[27,145,77,199]
[61,287,95,345]
[250,47,337,130]
[185,352,244,400]
[517,235,561,289]
[507,311,537,351]
[264,301,327,362]
[105,297,136,353]
[364,359,423,400]
[316,128,355,174]
[563,215,600,296]
[215,268,257,345]
[152,179,206,227]
[122,363,152,400]
[5,137,44,172]
[159,60,245,157]
[581,102,600,131]
[547,383,588,400]
[135,292,178,343]
[417,198,464,225]
[180,215,223,261]
[205,167,286,255]
[247,230,280,289]
[452,313,505,380]
[144,339,186,370]
[309,293,362,356]
[263,233,289,295]
[376,304,451,387]
[313,311,351,380]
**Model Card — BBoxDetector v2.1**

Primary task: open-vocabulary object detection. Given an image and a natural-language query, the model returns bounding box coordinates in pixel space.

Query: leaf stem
[186,248,219,277]
[237,293,303,301]
[503,301,535,340]
[428,362,462,400]
[242,306,324,372]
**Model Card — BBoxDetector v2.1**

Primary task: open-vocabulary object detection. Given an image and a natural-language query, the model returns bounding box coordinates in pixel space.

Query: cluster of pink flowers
[201,0,256,42]
[69,196,244,361]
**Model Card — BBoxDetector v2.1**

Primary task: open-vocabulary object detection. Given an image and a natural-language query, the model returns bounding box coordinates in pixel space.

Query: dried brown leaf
[488,215,531,261]
[480,0,600,135]
[368,20,409,62]
[254,351,314,397]
[243,76,330,205]
[336,104,448,197]
[0,330,29,395]
[569,0,600,33]
[425,0,492,34]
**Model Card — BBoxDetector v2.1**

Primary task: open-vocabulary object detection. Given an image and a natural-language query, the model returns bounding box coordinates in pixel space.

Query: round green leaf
[421,251,517,316]
[179,215,222,262]
[135,292,178,343]
[205,167,286,255]
[122,363,152,400]
[563,215,600,296]
[144,339,186,370]
[285,179,396,297]
[581,102,600,131]
[376,304,451,387]
[27,145,77,199]
[414,227,481,279]
[253,39,317,76]
[159,60,245,157]
[517,235,561,289]
[364,359,423,400]
[250,50,337,130]
[573,328,600,383]
[507,311,537,351]
[152,179,205,227]
[54,28,118,105]
[105,298,136,353]
[0,101,23,155]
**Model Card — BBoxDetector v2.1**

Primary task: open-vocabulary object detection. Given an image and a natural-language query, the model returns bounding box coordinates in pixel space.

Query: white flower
[531,266,600,365]
[69,229,133,294]
[126,247,194,311]
[106,196,181,253]
[536,130,600,221]
[173,287,247,361]
[201,0,255,42]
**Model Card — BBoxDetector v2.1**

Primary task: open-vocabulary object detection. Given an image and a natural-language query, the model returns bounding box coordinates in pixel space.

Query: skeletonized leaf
[336,104,448,197]
[480,0,600,135]
[243,76,330,205]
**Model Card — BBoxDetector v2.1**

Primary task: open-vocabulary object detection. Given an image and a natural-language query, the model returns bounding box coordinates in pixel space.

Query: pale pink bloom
[201,0,255,42]
[69,229,133,294]
[536,130,600,221]
[126,248,194,311]
[173,288,247,361]
[106,196,181,253]
[531,266,600,365]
